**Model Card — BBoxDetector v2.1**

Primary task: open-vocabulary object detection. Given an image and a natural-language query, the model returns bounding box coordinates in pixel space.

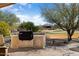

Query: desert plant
[0,21,11,36]
[41,3,79,42]
[0,11,20,30]
[19,22,39,32]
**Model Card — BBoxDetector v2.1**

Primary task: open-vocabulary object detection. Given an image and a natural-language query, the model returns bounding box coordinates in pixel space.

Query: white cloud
[19,3,28,6]
[16,14,47,25]
[0,3,32,15]
[20,3,32,9]
[16,14,30,22]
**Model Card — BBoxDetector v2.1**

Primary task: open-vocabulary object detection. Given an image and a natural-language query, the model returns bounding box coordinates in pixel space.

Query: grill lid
[19,30,33,40]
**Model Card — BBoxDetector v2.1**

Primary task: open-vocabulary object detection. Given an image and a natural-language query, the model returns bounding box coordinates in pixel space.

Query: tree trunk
[67,30,73,42]
[68,34,72,42]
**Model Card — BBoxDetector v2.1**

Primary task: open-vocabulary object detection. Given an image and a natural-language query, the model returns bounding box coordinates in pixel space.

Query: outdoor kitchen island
[10,32,46,49]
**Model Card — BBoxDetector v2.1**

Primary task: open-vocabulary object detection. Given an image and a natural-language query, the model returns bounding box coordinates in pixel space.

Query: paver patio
[8,41,79,56]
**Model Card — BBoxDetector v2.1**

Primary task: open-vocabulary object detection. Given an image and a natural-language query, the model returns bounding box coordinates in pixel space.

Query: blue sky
[0,3,55,25]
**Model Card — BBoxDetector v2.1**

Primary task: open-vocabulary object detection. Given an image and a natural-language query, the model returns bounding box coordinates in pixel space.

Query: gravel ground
[8,41,79,56]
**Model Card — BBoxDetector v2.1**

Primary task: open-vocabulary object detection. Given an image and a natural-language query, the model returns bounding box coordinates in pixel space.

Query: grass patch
[46,32,66,34]
[46,30,79,34]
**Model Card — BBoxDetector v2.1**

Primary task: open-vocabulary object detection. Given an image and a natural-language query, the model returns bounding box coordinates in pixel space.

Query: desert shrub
[0,21,11,36]
[18,22,39,32]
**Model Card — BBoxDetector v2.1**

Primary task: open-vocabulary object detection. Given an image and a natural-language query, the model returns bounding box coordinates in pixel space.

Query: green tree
[41,3,79,42]
[19,22,39,32]
[0,21,11,36]
[0,11,20,30]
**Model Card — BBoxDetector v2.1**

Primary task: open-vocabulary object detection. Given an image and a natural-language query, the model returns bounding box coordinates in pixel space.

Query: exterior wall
[0,35,4,46]
[33,35,46,48]
[19,40,33,48]
[11,35,19,48]
[10,34,46,48]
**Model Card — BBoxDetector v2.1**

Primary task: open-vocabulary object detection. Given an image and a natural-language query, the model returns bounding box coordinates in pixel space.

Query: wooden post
[0,46,8,56]
[0,35,4,46]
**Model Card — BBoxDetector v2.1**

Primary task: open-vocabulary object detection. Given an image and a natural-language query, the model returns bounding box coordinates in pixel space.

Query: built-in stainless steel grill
[19,30,33,40]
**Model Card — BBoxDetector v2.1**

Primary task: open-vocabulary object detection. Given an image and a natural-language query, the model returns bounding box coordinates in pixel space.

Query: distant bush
[0,21,11,36]
[18,22,39,32]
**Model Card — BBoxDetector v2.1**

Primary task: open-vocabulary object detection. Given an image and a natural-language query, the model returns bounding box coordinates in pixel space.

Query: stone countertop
[0,46,9,48]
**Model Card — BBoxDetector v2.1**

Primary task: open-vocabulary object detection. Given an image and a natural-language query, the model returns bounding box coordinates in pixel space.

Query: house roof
[0,3,15,8]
